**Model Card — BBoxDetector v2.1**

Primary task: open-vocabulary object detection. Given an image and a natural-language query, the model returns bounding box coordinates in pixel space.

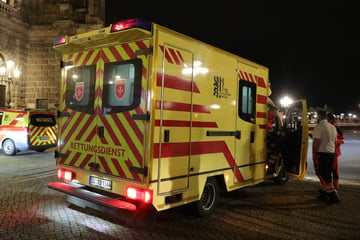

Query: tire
[192,177,219,217]
[2,139,17,156]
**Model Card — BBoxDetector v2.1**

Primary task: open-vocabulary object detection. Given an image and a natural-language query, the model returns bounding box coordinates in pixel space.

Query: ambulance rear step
[48,182,157,228]
[48,182,136,210]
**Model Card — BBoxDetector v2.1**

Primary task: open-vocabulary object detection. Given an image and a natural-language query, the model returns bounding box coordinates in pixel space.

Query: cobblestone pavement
[0,151,360,240]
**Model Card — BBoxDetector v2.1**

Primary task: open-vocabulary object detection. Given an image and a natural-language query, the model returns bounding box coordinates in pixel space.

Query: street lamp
[0,60,21,108]
[279,96,293,113]
[280,96,293,108]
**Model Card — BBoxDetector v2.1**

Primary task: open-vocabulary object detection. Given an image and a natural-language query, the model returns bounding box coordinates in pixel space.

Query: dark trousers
[314,152,335,192]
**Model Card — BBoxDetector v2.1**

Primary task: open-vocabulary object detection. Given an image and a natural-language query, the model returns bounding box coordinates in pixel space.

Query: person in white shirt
[312,110,340,204]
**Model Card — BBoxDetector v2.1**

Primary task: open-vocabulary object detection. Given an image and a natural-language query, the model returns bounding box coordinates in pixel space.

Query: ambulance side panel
[149,25,269,210]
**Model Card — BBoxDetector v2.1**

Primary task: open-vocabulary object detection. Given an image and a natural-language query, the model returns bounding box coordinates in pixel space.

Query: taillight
[57,169,73,182]
[126,187,152,203]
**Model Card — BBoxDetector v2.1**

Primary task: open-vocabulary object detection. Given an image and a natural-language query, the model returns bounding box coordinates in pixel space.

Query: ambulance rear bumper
[48,182,157,228]
[48,182,137,211]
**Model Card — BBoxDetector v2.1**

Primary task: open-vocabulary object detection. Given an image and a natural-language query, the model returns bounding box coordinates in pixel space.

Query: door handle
[98,126,104,138]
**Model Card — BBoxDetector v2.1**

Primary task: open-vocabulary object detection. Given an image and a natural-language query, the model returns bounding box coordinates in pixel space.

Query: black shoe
[317,194,330,203]
[318,189,326,195]
[328,192,341,204]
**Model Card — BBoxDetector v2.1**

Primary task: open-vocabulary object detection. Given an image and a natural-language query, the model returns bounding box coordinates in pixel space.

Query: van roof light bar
[110,18,152,33]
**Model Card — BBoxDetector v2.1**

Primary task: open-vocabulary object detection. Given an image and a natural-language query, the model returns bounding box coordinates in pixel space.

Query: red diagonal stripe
[255,76,266,88]
[9,113,25,125]
[69,152,81,166]
[101,49,110,63]
[99,156,112,174]
[125,158,141,181]
[83,50,95,64]
[111,157,126,178]
[91,51,100,65]
[135,40,148,51]
[159,45,173,64]
[101,116,121,146]
[153,141,244,182]
[156,73,200,93]
[259,124,267,129]
[248,73,255,83]
[238,70,245,80]
[86,127,97,142]
[257,112,267,118]
[155,120,218,128]
[62,112,86,146]
[79,154,93,168]
[66,53,73,62]
[108,45,123,61]
[122,43,136,59]
[75,115,95,140]
[257,94,267,104]
[155,100,211,113]
[73,52,83,66]
[59,150,71,164]
[176,50,184,63]
[111,115,142,166]
[123,112,143,144]
[168,48,182,65]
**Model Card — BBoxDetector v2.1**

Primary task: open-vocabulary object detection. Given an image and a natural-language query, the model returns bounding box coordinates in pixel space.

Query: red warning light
[110,18,151,33]
[53,36,66,46]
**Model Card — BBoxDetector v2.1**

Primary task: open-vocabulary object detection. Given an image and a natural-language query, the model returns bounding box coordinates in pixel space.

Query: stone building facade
[0,0,105,111]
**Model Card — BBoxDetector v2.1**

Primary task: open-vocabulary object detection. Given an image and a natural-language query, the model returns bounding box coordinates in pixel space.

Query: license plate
[89,176,112,190]
[39,136,49,140]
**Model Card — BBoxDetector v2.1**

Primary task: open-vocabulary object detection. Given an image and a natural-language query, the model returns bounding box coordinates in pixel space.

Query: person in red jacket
[327,113,345,190]
[266,103,283,174]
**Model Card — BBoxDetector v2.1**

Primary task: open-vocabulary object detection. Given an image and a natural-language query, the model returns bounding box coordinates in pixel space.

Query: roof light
[53,36,66,46]
[110,18,151,33]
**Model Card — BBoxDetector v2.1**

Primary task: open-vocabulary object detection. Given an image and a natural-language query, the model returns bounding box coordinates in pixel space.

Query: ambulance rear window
[102,59,142,114]
[65,65,96,114]
[30,114,56,127]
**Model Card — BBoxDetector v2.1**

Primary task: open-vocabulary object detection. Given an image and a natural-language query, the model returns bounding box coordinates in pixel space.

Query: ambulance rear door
[58,40,150,184]
[28,112,57,149]
[281,99,308,179]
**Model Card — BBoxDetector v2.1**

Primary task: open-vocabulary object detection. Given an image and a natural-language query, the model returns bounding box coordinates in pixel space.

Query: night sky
[105,0,359,114]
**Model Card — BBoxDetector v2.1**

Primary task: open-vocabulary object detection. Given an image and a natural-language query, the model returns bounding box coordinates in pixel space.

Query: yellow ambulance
[48,18,308,228]
[0,109,57,155]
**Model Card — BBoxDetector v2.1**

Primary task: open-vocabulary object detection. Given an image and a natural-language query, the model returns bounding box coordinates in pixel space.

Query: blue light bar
[110,18,152,33]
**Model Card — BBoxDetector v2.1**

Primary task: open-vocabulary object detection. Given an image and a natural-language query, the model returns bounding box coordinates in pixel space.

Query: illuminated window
[65,65,96,114]
[103,59,142,114]
[239,80,256,123]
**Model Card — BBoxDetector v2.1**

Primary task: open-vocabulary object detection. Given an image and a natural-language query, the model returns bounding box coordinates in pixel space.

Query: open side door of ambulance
[281,99,308,179]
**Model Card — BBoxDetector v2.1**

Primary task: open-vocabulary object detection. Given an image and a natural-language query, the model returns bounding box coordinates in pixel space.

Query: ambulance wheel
[3,139,17,156]
[192,177,219,217]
